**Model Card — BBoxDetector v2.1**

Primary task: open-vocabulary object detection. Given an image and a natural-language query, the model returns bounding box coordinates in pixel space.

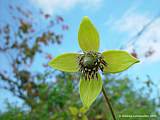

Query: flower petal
[78,16,99,52]
[48,53,79,72]
[102,50,140,73]
[79,74,102,108]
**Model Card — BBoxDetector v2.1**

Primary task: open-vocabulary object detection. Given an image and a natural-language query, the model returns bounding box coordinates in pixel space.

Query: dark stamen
[78,51,107,80]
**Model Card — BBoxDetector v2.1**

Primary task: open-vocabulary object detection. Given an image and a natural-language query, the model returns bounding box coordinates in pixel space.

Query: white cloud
[115,14,150,36]
[111,9,160,63]
[112,8,151,36]
[30,0,103,14]
[135,18,160,62]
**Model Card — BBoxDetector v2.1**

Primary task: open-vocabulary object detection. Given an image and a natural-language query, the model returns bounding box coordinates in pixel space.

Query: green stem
[102,85,117,120]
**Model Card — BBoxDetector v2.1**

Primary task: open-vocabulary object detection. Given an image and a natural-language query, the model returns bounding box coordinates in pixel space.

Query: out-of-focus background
[0,0,160,119]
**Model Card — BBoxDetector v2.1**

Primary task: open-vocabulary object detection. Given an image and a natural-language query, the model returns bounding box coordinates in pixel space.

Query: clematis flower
[49,16,139,108]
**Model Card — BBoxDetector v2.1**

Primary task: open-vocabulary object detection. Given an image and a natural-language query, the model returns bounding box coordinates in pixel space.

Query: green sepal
[48,53,79,72]
[79,74,102,108]
[102,50,140,73]
[78,16,99,52]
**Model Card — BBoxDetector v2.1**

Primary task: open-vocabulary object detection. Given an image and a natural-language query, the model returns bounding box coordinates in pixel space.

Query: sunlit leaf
[82,115,88,120]
[78,16,99,52]
[79,74,102,108]
[49,53,79,72]
[102,50,140,73]
[80,106,88,113]
[69,107,78,115]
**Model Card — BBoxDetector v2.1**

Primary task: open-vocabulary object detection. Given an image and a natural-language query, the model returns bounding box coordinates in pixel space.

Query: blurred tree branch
[0,4,68,109]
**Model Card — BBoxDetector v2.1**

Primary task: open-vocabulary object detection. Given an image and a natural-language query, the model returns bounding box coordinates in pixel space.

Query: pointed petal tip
[135,59,141,63]
[132,56,140,63]
[81,16,90,23]
[83,16,89,19]
[136,59,140,63]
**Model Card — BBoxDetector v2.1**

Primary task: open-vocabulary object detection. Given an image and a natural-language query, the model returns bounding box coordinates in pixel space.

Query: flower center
[78,51,107,80]
[83,54,96,68]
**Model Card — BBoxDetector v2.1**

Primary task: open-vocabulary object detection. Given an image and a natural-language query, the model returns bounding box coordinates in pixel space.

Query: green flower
[49,16,139,109]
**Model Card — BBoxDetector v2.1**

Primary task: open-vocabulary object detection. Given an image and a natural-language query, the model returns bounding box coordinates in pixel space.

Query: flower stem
[102,85,117,120]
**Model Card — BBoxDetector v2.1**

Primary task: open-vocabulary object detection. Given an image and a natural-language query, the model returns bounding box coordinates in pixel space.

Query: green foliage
[69,107,88,120]
[0,105,25,120]
[0,72,158,120]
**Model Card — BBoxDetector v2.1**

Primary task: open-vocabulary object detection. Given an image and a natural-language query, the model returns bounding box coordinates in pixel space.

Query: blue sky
[0,0,160,111]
